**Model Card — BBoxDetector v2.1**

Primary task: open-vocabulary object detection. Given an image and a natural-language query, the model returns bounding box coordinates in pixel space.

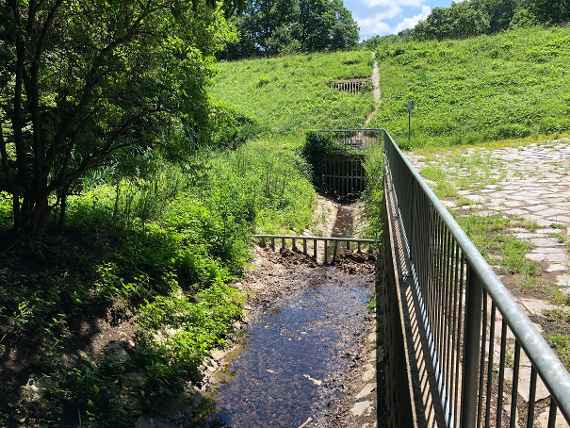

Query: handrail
[381,128,570,427]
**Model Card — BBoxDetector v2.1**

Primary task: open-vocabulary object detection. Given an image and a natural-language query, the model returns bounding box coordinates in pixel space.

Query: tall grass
[371,26,570,149]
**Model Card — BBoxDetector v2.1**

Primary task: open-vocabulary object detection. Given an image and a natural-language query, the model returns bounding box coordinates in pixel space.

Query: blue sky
[345,0,454,40]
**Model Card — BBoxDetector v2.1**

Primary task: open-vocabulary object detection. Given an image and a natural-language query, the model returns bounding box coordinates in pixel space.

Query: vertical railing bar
[445,240,458,420]
[314,239,317,262]
[477,289,489,428]
[526,366,538,428]
[509,341,521,428]
[453,254,466,427]
[435,214,445,373]
[548,398,558,428]
[484,303,497,428]
[333,240,338,264]
[460,266,483,428]
[447,241,460,424]
[496,318,508,428]
[439,228,451,390]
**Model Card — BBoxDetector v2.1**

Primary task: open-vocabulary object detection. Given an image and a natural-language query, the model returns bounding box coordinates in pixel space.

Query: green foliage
[211,50,374,132]
[403,0,570,41]
[0,0,238,233]
[412,2,491,40]
[208,101,260,149]
[372,27,570,148]
[362,144,385,239]
[458,214,540,284]
[223,0,359,59]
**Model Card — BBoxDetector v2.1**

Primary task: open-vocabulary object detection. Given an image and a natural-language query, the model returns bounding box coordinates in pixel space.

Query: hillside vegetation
[371,26,570,149]
[211,50,373,132]
[0,47,373,426]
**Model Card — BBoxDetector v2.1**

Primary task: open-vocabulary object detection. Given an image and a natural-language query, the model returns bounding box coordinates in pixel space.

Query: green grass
[372,26,570,149]
[211,50,374,132]
[458,214,540,287]
[541,308,570,369]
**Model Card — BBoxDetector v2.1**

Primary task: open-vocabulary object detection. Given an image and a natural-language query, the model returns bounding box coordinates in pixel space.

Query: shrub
[208,101,260,149]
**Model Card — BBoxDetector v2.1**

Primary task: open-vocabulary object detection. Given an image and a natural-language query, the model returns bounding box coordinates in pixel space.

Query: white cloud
[394,5,432,33]
[364,0,425,7]
[357,15,393,37]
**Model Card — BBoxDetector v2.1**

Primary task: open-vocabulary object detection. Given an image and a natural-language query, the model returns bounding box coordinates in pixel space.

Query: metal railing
[254,234,378,265]
[380,129,570,428]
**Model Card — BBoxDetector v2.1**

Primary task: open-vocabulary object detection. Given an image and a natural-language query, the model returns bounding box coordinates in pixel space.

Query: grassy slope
[211,50,374,131]
[372,26,570,149]
[210,50,374,234]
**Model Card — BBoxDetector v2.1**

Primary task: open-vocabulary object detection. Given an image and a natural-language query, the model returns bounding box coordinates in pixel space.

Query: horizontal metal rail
[381,129,570,428]
[254,234,378,265]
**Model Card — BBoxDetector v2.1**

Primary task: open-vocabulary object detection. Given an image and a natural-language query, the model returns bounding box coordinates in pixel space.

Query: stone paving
[412,140,570,300]
[410,139,570,428]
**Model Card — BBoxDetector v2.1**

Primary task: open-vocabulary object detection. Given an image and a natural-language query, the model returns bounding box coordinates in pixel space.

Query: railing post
[460,265,483,428]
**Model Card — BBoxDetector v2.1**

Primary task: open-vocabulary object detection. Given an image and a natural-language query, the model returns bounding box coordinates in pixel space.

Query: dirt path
[364,59,380,128]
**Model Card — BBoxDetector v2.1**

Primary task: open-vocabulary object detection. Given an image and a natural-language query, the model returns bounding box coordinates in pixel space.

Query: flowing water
[207,203,373,427]
[210,279,371,427]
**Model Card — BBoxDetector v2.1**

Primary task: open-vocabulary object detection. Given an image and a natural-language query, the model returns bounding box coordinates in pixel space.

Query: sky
[345,0,454,40]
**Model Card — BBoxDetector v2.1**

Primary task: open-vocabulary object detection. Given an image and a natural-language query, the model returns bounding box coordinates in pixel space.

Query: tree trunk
[14,191,50,235]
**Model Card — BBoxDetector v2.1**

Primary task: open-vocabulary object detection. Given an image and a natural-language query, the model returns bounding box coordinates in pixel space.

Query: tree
[0,0,240,234]
[510,6,539,28]
[300,0,359,52]
[472,0,517,32]
[222,0,358,58]
[523,0,570,24]
[412,3,491,40]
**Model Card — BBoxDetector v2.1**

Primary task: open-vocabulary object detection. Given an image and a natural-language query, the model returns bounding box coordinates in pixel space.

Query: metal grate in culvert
[304,129,382,198]
[329,78,372,94]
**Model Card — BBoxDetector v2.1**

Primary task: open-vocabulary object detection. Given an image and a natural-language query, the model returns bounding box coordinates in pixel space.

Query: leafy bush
[208,101,260,149]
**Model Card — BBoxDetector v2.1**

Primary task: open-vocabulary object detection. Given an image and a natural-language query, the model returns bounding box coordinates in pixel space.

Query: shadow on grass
[0,217,220,427]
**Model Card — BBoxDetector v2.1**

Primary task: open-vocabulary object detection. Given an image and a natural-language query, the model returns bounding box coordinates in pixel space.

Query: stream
[206,202,375,428]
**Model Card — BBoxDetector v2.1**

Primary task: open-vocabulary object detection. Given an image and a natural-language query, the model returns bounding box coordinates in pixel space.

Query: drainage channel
[204,201,377,428]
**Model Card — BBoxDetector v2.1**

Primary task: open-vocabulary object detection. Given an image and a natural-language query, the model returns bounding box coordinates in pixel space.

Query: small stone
[362,365,375,383]
[536,408,569,428]
[556,275,570,288]
[350,400,372,417]
[356,383,376,400]
[546,264,568,273]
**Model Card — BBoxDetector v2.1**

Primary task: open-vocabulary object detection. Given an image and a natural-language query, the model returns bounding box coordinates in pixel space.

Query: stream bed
[209,274,372,427]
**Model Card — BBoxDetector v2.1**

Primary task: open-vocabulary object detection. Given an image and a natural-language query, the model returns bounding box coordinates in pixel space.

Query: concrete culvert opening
[302,129,382,202]
[329,78,372,94]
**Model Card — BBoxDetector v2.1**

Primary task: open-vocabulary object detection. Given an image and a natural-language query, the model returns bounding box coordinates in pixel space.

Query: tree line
[393,0,568,42]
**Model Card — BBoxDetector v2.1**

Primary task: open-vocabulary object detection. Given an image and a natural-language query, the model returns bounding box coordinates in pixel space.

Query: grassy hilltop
[371,26,570,149]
